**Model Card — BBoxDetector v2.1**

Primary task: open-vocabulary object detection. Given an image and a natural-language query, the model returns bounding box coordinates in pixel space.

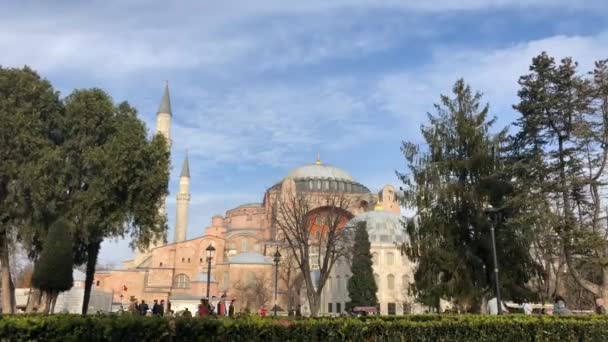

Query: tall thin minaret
[174,153,190,242]
[156,81,172,145]
[132,82,173,266]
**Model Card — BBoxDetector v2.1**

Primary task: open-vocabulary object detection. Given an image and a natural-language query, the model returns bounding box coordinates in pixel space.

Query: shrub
[0,314,607,341]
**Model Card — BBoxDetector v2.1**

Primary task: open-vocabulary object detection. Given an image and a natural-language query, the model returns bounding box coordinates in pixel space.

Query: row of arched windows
[373,274,410,290]
[295,179,367,193]
[372,252,396,266]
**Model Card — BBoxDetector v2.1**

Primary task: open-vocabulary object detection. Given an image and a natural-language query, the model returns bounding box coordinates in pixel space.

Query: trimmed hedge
[1,314,608,341]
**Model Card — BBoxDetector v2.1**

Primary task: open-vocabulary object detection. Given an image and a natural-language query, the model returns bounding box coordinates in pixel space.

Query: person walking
[260,305,267,317]
[198,298,209,317]
[596,298,607,314]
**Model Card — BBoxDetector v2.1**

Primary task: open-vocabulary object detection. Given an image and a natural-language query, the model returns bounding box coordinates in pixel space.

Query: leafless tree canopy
[271,191,354,316]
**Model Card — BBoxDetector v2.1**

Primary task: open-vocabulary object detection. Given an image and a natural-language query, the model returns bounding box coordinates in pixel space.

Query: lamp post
[273,248,281,317]
[206,244,216,299]
[484,205,502,315]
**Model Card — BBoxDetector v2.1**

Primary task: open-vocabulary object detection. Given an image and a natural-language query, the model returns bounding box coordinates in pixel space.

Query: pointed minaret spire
[175,151,191,243]
[180,150,190,178]
[158,80,172,115]
[316,153,321,165]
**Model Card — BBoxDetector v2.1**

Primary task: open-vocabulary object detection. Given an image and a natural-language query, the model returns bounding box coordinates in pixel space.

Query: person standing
[128,297,138,315]
[553,296,571,315]
[138,300,149,316]
[228,300,235,317]
[521,299,533,315]
[260,305,267,317]
[152,300,161,315]
[198,298,209,317]
[159,300,166,316]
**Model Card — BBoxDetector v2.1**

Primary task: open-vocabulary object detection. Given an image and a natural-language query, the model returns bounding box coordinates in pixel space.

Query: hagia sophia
[94,84,418,316]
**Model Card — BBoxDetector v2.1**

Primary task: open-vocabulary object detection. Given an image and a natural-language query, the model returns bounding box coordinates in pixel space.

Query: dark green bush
[0,314,607,341]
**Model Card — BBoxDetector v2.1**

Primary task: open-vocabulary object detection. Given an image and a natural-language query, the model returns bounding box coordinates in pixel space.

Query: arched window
[323,180,329,191]
[174,274,190,289]
[309,180,314,190]
[387,274,395,290]
[316,180,322,190]
[386,252,394,266]
[242,238,249,252]
[338,182,345,192]
[374,273,380,288]
[402,275,410,288]
[372,252,379,265]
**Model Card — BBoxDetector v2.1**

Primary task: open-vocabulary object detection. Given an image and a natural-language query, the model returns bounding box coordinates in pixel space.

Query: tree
[60,90,170,314]
[277,248,303,313]
[272,192,354,316]
[233,273,272,311]
[31,218,74,313]
[347,221,378,309]
[511,53,608,303]
[398,79,535,312]
[0,66,63,313]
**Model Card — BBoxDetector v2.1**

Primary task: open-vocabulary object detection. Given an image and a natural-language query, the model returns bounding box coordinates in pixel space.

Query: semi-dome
[349,211,407,244]
[285,164,355,182]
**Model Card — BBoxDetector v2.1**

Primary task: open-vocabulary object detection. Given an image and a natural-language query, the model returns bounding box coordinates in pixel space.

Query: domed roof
[227,252,273,265]
[285,163,355,182]
[349,211,407,244]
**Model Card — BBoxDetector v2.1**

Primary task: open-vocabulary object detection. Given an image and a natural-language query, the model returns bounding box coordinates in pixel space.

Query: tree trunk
[81,240,101,315]
[43,291,52,314]
[308,291,320,317]
[50,291,57,314]
[0,232,14,314]
[26,288,42,313]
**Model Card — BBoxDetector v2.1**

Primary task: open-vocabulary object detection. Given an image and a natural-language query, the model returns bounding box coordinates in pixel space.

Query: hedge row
[1,314,608,342]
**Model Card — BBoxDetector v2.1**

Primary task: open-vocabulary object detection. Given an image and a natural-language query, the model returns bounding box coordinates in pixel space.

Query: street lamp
[484,204,502,315]
[206,244,216,299]
[273,248,281,317]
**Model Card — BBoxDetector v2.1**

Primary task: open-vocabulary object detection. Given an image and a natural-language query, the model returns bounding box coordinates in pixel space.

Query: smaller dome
[285,164,355,182]
[349,211,407,244]
[227,252,273,265]
[236,203,263,209]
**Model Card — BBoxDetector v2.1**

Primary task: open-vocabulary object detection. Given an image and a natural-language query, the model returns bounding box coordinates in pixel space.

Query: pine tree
[347,221,378,309]
[32,218,74,313]
[398,79,535,312]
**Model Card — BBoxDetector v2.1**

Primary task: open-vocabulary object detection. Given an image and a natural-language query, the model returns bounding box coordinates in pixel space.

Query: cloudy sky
[3,1,608,265]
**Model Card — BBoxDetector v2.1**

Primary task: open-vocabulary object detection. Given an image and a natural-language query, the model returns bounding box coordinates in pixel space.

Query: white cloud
[374,31,608,134]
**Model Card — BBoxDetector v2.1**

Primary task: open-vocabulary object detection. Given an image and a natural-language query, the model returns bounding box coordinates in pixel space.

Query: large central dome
[285,163,355,182]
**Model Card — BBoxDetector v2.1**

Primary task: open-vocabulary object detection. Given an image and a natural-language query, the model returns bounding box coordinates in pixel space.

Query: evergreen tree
[511,53,608,303]
[398,79,535,312]
[347,221,378,309]
[32,218,74,313]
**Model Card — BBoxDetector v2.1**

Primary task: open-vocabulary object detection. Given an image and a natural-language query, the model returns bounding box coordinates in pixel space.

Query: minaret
[132,83,172,266]
[156,81,172,145]
[174,153,191,243]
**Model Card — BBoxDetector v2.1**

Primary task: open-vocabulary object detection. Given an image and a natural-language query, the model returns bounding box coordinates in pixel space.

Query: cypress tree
[347,221,378,309]
[32,218,74,313]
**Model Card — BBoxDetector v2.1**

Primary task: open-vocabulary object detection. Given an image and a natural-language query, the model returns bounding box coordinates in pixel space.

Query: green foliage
[398,79,536,310]
[1,315,608,342]
[31,218,74,292]
[347,221,378,308]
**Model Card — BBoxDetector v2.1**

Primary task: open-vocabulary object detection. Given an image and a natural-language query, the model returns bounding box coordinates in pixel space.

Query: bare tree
[272,192,354,316]
[278,248,303,313]
[233,273,272,312]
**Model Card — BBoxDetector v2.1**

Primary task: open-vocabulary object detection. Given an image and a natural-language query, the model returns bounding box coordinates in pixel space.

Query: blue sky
[3,1,608,265]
